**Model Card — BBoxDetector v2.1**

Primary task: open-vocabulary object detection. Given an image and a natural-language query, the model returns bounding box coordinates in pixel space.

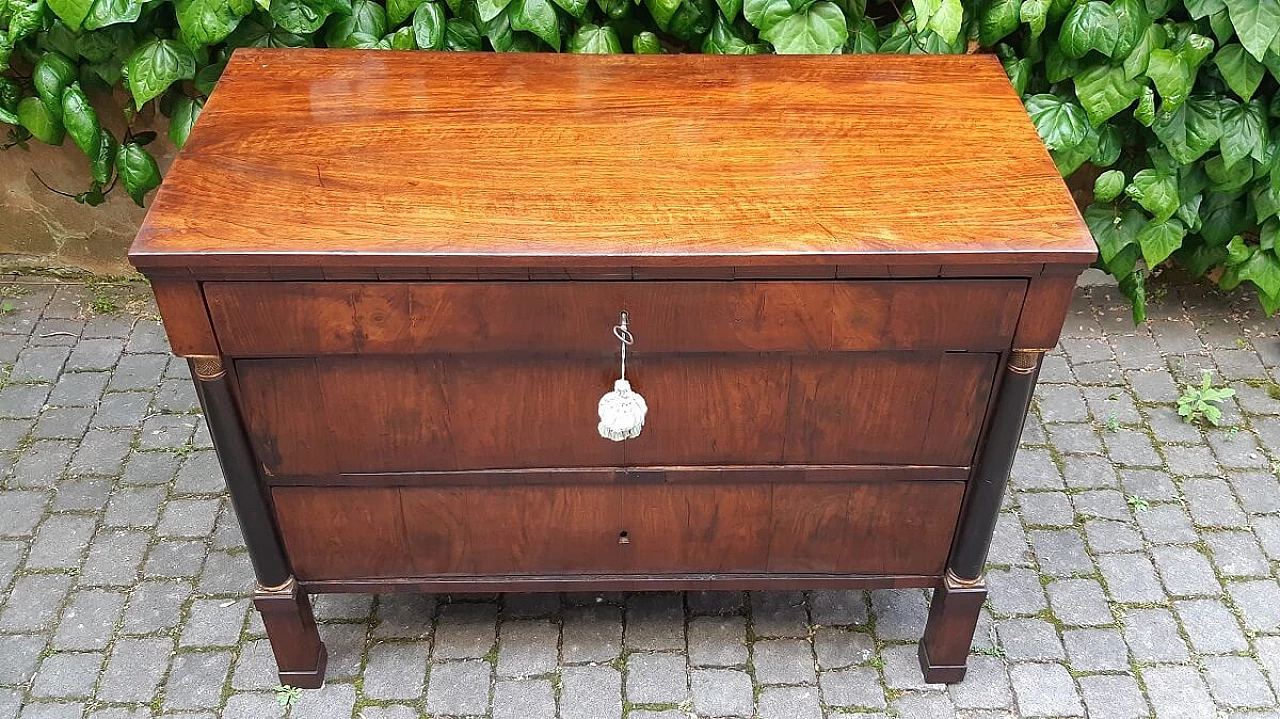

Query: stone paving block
[818,667,884,709]
[870,589,928,640]
[0,417,33,451]
[0,384,52,419]
[0,539,20,591]
[47,371,109,408]
[103,487,166,528]
[1147,410,1205,443]
[109,354,168,391]
[1143,665,1217,719]
[68,429,132,475]
[122,580,192,634]
[626,653,688,705]
[152,379,200,414]
[355,706,416,719]
[948,655,1013,710]
[1205,530,1272,577]
[691,668,753,717]
[363,642,429,700]
[1028,528,1093,576]
[221,692,283,719]
[79,529,148,586]
[1062,628,1129,672]
[749,591,809,638]
[289,682,356,719]
[1046,423,1103,454]
[561,605,622,663]
[1204,655,1277,708]
[32,407,92,440]
[1255,516,1280,560]
[1037,385,1089,423]
[809,589,867,625]
[493,678,555,719]
[433,602,497,659]
[1017,491,1075,527]
[144,539,208,579]
[97,637,173,703]
[1079,674,1149,719]
[1062,454,1119,489]
[163,651,232,711]
[1009,448,1064,490]
[198,550,254,595]
[92,392,151,428]
[1103,428,1162,466]
[1174,599,1248,654]
[0,633,48,684]
[685,590,744,616]
[1136,503,1200,545]
[10,346,71,383]
[26,514,96,569]
[65,338,124,371]
[1209,430,1268,468]
[31,652,104,699]
[11,440,76,487]
[1098,553,1166,604]
[157,498,222,538]
[17,702,86,719]
[0,574,74,631]
[1084,518,1144,554]
[1228,579,1280,632]
[0,489,50,536]
[1119,467,1179,500]
[687,615,748,667]
[757,686,822,719]
[1182,477,1248,527]
[50,476,112,512]
[53,589,126,650]
[369,593,434,639]
[172,451,223,494]
[1009,663,1083,718]
[1229,471,1280,514]
[997,619,1065,661]
[812,626,874,670]
[231,639,279,691]
[889,692,960,719]
[1122,609,1190,663]
[497,619,558,677]
[561,665,621,719]
[880,643,944,691]
[180,598,248,647]
[138,415,197,450]
[989,513,1033,566]
[1072,489,1131,521]
[1151,544,1222,597]
[986,568,1047,616]
[752,638,815,684]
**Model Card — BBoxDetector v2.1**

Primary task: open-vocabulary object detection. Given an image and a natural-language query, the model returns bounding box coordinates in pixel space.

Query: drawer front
[205,279,1026,355]
[236,352,998,475]
[272,481,964,580]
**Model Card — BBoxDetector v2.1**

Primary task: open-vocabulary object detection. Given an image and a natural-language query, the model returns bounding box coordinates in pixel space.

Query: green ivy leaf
[1261,217,1280,251]
[33,52,76,119]
[324,0,385,46]
[1094,169,1125,201]
[475,0,511,20]
[928,0,961,43]
[1091,123,1121,165]
[844,14,878,52]
[1147,48,1191,112]
[1074,63,1143,126]
[1214,43,1264,101]
[1225,234,1251,265]
[1185,0,1225,19]
[387,0,423,23]
[510,0,558,47]
[176,0,251,47]
[568,22,620,51]
[1201,191,1249,244]
[169,95,203,149]
[1021,0,1048,40]
[715,0,739,20]
[703,12,757,53]
[60,82,100,161]
[1226,0,1280,61]
[1238,248,1280,298]
[1111,0,1147,58]
[411,2,445,48]
[551,0,587,18]
[0,107,18,126]
[1220,97,1268,169]
[911,0,939,33]
[1152,95,1223,164]
[632,30,661,52]
[1046,42,1084,82]
[269,0,349,34]
[760,1,845,53]
[1135,86,1156,125]
[1136,217,1187,267]
[1085,205,1145,274]
[444,16,480,48]
[1127,168,1179,222]
[83,0,142,30]
[1174,32,1214,70]
[1123,23,1164,80]
[226,12,314,46]
[743,0,792,33]
[89,126,116,185]
[1118,271,1146,323]
[47,0,93,30]
[124,39,196,110]
[1059,1,1119,59]
[16,96,64,145]
[116,141,160,206]
[979,0,1020,47]
[1024,94,1089,150]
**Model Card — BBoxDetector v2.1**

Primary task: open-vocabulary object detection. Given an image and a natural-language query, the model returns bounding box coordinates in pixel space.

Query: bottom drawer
[272,481,964,580]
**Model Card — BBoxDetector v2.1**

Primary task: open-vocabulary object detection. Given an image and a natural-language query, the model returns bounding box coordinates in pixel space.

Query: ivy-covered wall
[1,0,1278,316]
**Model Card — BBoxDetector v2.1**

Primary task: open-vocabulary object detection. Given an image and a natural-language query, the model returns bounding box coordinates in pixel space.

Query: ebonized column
[189,356,327,688]
[919,348,1043,683]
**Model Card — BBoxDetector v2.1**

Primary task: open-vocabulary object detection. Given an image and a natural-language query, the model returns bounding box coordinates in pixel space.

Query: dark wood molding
[253,577,326,689]
[919,573,989,683]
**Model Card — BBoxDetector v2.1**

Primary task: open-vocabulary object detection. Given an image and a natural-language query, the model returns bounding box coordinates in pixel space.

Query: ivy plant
[2,0,1279,316]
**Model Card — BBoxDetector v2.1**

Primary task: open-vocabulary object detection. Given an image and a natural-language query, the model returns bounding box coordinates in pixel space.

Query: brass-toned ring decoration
[1007,349,1043,375]
[191,355,226,381]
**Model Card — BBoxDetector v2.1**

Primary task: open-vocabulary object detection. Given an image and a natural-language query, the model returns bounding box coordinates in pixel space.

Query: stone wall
[0,92,173,277]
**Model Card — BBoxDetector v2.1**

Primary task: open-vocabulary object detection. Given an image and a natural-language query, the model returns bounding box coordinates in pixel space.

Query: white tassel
[598,379,647,441]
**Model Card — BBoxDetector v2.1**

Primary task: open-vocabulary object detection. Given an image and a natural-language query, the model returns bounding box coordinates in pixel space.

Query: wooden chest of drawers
[130,49,1093,687]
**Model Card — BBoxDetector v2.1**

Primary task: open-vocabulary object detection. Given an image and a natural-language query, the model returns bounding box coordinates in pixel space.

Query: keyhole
[617,530,630,545]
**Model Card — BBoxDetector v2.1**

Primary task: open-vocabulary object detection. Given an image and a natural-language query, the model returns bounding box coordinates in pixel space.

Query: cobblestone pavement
[1,277,1280,719]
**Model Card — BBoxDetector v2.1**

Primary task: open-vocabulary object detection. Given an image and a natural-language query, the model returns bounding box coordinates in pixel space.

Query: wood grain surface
[271,481,965,579]
[129,50,1094,272]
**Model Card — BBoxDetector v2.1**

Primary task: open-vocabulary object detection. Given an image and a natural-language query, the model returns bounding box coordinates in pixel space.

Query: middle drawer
[235,351,998,476]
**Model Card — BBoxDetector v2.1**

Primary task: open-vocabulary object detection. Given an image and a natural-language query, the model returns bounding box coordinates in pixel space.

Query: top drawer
[204,279,1026,356]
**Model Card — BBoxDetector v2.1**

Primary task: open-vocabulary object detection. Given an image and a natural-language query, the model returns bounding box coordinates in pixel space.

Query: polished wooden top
[129,49,1094,272]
